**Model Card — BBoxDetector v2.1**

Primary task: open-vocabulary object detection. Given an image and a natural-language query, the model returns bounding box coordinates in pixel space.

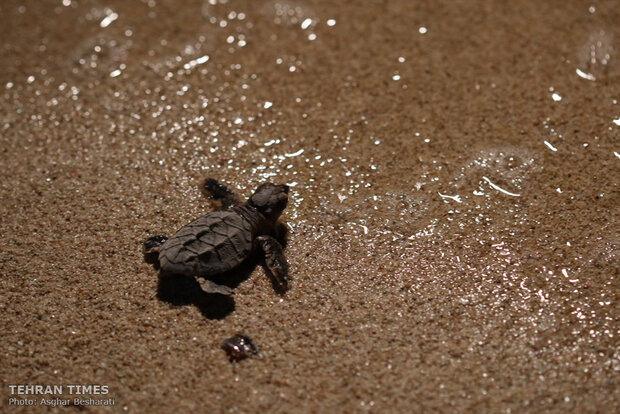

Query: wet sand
[1,0,618,412]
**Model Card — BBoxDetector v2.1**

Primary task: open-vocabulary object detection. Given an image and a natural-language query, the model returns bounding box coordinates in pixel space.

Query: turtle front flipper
[201,178,242,210]
[143,235,168,269]
[256,235,289,295]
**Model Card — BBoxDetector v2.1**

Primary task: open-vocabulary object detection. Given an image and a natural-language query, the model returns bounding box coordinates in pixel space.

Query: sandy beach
[1,0,618,412]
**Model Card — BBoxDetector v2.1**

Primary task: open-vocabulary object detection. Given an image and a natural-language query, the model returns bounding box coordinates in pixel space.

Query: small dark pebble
[221,334,258,362]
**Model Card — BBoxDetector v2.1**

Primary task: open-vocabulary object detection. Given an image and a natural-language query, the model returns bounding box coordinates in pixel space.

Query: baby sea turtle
[144,178,290,295]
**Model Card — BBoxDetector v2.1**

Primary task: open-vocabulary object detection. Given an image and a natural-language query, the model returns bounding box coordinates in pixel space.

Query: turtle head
[248,183,289,221]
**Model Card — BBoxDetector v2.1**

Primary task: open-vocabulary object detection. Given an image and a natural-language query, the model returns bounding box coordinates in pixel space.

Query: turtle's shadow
[155,253,271,320]
[156,274,230,320]
[153,222,289,319]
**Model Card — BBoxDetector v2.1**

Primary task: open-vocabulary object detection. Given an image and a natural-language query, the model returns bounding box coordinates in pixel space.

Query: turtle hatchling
[144,178,290,295]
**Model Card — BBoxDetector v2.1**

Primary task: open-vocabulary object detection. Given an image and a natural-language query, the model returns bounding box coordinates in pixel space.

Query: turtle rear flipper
[143,235,168,269]
[197,278,234,296]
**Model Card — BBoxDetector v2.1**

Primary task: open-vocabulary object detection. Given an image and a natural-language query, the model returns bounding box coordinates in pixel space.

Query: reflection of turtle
[144,178,290,295]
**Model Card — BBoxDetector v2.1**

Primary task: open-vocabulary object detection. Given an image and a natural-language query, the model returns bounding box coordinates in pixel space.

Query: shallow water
[1,0,618,412]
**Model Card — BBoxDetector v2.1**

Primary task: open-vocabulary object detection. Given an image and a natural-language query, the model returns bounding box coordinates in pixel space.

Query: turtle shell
[158,211,254,277]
